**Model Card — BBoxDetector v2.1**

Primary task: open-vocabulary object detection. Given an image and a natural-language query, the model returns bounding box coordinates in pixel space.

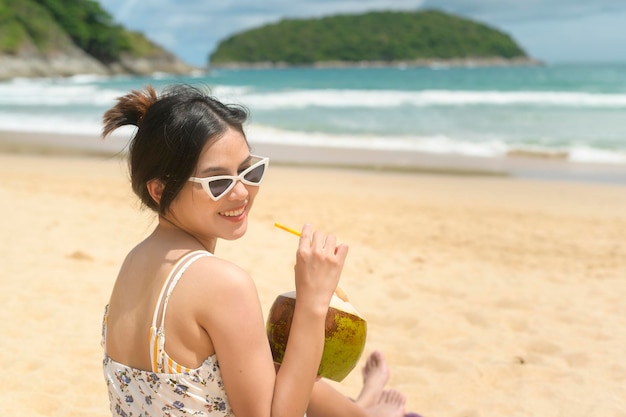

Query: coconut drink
[266,290,367,382]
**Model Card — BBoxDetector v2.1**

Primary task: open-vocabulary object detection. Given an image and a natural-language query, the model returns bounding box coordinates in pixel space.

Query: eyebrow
[196,155,253,177]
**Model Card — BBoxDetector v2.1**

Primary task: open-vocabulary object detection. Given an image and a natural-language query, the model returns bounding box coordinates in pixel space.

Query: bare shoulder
[174,255,265,336]
[177,255,259,300]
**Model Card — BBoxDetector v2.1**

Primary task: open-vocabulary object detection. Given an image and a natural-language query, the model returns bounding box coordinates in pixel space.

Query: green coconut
[266,290,367,382]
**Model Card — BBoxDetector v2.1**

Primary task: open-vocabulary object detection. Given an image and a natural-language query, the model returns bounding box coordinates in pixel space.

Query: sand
[1,145,626,417]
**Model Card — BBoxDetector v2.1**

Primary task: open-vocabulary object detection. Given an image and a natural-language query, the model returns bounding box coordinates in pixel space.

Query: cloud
[422,0,626,22]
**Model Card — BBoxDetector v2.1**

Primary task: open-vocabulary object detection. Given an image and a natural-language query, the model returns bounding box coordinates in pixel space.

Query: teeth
[220,207,245,217]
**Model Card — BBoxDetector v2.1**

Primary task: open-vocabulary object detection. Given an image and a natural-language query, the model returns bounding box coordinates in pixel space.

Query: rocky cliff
[0,49,196,80]
[0,0,198,79]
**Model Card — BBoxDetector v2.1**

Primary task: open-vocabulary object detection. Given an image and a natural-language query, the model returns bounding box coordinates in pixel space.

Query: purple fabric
[405,413,423,417]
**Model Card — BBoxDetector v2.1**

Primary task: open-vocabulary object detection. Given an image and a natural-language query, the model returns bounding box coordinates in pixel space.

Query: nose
[228,178,249,200]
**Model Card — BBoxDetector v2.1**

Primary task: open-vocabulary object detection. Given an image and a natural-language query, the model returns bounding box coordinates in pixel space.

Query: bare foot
[365,389,406,417]
[355,350,390,408]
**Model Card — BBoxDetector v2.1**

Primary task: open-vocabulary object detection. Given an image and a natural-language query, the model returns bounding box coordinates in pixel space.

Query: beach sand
[1,141,626,416]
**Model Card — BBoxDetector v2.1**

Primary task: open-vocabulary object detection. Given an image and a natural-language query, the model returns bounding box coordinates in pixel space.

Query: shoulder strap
[101,304,109,349]
[149,250,213,372]
[158,251,213,328]
[150,250,212,329]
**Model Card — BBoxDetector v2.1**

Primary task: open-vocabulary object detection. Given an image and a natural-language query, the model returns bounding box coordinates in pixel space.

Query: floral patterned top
[102,250,234,416]
[102,353,233,417]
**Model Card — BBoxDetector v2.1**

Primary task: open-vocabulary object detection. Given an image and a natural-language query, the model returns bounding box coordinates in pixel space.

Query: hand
[293,224,349,312]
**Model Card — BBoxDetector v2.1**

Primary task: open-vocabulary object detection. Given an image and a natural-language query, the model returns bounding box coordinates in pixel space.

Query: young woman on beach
[100,84,408,417]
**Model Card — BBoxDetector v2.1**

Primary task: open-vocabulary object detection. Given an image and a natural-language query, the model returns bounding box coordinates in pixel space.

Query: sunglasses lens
[244,163,266,184]
[208,178,235,198]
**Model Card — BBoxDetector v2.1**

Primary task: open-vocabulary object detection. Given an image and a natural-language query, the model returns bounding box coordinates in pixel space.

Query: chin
[221,220,248,241]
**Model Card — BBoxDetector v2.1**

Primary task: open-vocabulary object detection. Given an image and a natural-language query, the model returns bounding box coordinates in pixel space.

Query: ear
[146,178,166,206]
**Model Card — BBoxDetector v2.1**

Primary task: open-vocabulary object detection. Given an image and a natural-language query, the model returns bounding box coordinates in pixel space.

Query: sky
[98,0,626,67]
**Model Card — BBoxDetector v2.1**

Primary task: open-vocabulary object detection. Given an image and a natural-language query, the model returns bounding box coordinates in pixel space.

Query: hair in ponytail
[102,86,158,137]
[102,84,249,214]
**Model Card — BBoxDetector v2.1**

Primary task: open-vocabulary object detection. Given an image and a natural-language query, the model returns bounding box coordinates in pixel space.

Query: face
[165,127,262,243]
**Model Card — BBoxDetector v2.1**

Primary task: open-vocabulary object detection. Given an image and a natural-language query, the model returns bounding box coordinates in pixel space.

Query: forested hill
[0,0,195,79]
[210,10,538,67]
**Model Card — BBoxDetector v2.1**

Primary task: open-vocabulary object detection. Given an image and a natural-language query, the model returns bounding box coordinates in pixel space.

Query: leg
[307,381,406,417]
[307,350,407,417]
[307,380,369,417]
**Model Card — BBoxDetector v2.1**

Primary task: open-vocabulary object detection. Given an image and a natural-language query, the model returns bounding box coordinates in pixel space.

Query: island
[209,10,540,68]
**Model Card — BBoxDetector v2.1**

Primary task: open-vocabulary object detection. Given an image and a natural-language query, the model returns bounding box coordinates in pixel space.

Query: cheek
[246,186,261,203]
[170,187,216,217]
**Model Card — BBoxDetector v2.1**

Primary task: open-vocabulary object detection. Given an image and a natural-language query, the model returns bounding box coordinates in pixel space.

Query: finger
[299,224,312,248]
[323,234,337,251]
[310,230,326,250]
[334,243,349,262]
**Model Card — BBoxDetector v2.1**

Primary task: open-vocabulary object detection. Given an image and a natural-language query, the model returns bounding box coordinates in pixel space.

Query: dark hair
[102,84,249,214]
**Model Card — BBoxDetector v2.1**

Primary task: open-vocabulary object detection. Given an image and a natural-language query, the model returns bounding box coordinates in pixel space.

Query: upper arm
[190,257,276,417]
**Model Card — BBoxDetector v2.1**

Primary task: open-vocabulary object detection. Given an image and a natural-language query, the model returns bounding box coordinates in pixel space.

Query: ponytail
[102,85,158,138]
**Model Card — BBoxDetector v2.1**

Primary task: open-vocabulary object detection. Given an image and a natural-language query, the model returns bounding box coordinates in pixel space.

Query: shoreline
[0,56,542,82]
[208,57,543,70]
[1,129,625,186]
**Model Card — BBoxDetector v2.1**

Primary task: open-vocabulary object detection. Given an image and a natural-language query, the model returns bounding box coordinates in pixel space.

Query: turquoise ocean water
[1,62,625,165]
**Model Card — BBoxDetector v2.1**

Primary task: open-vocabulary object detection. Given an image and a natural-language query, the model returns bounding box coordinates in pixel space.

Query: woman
[100,85,407,417]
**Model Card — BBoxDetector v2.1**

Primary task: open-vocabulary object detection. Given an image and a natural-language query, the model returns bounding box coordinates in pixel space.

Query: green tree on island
[210,10,529,66]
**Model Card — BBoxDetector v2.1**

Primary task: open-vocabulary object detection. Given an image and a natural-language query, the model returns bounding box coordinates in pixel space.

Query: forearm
[271,304,327,417]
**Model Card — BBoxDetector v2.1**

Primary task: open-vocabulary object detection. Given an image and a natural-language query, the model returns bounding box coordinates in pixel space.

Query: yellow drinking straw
[273,222,349,302]
[274,222,302,237]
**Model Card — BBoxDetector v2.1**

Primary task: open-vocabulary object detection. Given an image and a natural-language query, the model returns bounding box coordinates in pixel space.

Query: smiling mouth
[219,201,247,217]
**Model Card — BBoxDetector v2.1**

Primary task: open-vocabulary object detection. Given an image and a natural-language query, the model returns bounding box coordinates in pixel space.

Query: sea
[1,62,626,169]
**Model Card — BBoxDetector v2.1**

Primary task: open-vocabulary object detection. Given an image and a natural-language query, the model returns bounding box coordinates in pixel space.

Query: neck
[157,215,217,253]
